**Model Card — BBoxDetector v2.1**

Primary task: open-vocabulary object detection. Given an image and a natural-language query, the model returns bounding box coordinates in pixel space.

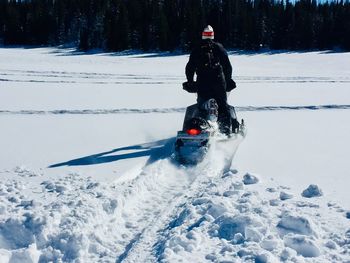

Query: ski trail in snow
[117,138,243,262]
[0,69,179,85]
[1,69,350,84]
[112,159,195,263]
[1,104,350,115]
[0,78,174,85]
[116,166,213,263]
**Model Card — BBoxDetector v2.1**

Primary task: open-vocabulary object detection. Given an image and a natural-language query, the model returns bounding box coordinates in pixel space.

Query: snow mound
[0,217,37,250]
[243,173,259,185]
[284,234,321,257]
[214,214,265,242]
[280,191,293,200]
[0,244,40,263]
[152,169,349,263]
[277,213,317,236]
[302,184,323,198]
[346,211,350,219]
[0,173,127,262]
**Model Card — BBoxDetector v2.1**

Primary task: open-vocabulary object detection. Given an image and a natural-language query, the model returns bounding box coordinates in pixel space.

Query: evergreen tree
[0,0,349,51]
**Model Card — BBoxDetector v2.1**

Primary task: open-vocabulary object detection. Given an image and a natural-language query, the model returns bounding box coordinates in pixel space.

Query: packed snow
[0,47,349,262]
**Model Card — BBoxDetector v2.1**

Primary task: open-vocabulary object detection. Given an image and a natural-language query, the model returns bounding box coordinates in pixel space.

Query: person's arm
[217,43,232,80]
[185,50,197,82]
[217,43,236,91]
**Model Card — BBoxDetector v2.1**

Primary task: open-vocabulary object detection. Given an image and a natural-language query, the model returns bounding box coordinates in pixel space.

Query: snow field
[0,169,124,262]
[0,47,350,262]
[1,48,350,111]
[0,139,240,262]
[2,163,348,262]
[155,170,349,262]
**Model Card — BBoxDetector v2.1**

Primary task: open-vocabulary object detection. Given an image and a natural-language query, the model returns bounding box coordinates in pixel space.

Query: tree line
[0,0,349,52]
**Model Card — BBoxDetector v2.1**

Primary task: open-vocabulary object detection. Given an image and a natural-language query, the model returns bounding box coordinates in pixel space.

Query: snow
[283,234,321,258]
[243,173,260,185]
[302,184,324,198]
[280,191,294,201]
[0,47,350,262]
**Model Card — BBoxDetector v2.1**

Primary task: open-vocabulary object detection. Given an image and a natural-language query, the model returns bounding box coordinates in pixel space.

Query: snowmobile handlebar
[183,79,236,94]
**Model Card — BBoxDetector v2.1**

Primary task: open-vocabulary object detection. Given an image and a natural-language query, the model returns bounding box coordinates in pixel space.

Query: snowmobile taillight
[186,128,201,136]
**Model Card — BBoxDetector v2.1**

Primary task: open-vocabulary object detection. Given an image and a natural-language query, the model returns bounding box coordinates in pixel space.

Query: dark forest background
[0,0,350,52]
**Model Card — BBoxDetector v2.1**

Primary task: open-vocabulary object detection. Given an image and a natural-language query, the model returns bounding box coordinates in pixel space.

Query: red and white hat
[202,25,214,40]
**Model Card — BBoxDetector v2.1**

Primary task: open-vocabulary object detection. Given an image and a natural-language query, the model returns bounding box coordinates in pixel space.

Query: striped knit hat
[202,25,214,40]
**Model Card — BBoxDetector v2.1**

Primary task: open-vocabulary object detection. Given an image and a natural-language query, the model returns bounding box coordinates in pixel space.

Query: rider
[183,25,236,135]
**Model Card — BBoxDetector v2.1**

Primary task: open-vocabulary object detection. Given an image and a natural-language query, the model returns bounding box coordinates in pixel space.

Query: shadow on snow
[48,137,175,168]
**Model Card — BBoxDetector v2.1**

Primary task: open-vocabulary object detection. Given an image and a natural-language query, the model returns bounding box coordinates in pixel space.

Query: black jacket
[185,40,233,101]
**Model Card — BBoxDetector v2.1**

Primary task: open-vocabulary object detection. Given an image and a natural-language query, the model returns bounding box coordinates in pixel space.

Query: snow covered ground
[0,47,349,262]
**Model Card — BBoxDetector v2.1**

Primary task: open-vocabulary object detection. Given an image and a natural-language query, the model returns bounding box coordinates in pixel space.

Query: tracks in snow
[113,138,242,262]
[1,69,350,85]
[112,160,214,262]
[112,159,192,262]
[1,104,350,115]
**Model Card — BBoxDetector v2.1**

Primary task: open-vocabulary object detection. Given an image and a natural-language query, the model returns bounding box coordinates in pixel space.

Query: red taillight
[186,128,201,136]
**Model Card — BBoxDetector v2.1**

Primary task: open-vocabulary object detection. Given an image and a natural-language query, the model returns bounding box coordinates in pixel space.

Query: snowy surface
[0,47,349,262]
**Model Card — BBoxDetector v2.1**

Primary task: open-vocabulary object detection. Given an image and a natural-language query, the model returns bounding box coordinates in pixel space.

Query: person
[183,25,236,135]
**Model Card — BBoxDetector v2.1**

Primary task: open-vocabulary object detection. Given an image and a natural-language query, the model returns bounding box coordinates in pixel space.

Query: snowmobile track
[115,138,243,262]
[116,164,220,262]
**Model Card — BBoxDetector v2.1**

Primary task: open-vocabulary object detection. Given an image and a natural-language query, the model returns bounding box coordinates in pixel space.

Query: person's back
[187,39,227,101]
[184,25,236,135]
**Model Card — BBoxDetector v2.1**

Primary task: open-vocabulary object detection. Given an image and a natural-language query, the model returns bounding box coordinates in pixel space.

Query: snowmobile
[174,98,246,164]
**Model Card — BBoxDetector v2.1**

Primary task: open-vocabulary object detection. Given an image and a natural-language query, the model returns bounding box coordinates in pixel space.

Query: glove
[183,81,198,93]
[226,79,236,92]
